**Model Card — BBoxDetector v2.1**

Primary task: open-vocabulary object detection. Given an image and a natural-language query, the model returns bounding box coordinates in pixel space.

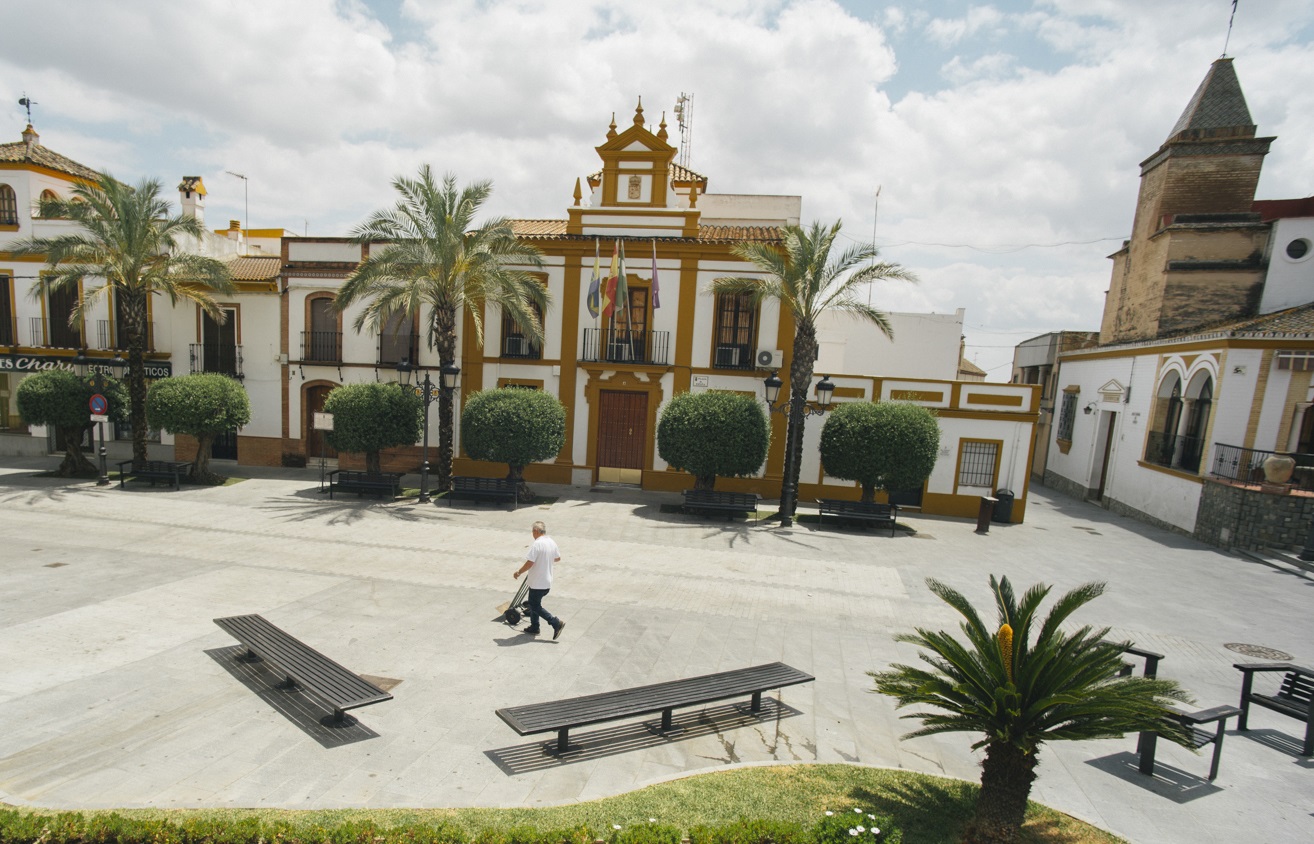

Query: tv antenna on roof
[18,94,36,124]
[674,92,693,169]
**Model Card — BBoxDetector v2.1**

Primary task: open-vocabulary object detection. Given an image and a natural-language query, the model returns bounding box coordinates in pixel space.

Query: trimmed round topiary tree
[820,401,940,503]
[657,390,770,491]
[146,373,251,484]
[322,381,422,476]
[17,368,128,477]
[460,387,566,501]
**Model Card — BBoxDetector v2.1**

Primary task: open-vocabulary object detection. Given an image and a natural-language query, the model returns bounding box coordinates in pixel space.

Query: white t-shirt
[525,534,560,589]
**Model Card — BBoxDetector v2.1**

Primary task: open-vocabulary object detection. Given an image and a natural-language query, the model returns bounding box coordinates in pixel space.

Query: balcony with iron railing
[1209,443,1314,491]
[1144,430,1204,473]
[96,320,156,352]
[378,332,419,367]
[501,334,542,360]
[712,343,757,370]
[190,343,244,379]
[582,328,670,366]
[28,316,82,349]
[301,330,343,363]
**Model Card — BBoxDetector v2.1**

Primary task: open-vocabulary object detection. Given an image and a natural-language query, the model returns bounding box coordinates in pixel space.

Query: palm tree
[712,220,914,524]
[335,166,547,492]
[870,576,1193,844]
[12,173,234,464]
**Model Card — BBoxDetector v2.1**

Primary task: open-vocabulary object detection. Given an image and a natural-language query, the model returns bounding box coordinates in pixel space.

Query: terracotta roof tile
[1226,304,1314,336]
[0,132,100,181]
[225,256,281,281]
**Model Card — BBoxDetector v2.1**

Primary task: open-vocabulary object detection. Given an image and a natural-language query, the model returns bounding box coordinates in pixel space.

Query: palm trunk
[434,305,458,492]
[966,741,1039,844]
[780,324,818,521]
[122,290,149,464]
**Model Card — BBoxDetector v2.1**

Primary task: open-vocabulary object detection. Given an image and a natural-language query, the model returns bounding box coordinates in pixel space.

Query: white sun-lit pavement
[0,456,1309,844]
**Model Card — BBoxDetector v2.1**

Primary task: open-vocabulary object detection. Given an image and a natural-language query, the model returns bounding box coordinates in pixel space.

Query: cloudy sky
[4,0,1312,379]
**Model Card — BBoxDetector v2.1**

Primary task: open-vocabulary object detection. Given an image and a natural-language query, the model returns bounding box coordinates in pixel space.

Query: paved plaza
[0,457,1310,844]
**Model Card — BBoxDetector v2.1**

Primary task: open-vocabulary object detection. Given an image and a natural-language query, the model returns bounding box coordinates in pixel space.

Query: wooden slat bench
[681,489,760,520]
[1234,662,1314,755]
[328,469,403,500]
[449,476,517,509]
[496,661,813,754]
[117,459,192,490]
[214,614,393,721]
[817,498,898,536]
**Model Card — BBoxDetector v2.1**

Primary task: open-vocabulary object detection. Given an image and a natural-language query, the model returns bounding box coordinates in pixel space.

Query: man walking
[513,520,566,639]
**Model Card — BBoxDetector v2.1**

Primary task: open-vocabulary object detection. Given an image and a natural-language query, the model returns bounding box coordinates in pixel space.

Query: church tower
[1101,58,1275,343]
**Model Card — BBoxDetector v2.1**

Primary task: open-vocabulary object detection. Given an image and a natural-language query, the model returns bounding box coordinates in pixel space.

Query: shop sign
[0,355,172,379]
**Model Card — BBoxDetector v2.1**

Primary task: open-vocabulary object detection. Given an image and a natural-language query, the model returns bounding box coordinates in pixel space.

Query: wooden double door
[595,390,646,484]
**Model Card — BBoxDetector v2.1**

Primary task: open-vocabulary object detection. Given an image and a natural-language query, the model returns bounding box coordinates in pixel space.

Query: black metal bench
[117,459,192,490]
[497,661,814,754]
[817,498,898,536]
[1234,662,1314,755]
[449,475,517,509]
[214,614,393,721]
[1137,705,1243,781]
[328,469,403,500]
[681,489,760,520]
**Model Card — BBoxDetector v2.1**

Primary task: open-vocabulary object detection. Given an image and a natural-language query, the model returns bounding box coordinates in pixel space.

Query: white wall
[1260,217,1314,314]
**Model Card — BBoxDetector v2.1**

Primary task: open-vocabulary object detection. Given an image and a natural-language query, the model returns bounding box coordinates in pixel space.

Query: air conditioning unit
[756,349,783,369]
[715,345,741,367]
[505,336,527,356]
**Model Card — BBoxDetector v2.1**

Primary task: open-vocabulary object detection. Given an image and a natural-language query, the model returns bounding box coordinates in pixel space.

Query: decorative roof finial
[607,113,617,140]
[688,180,698,208]
[658,112,669,142]
[633,97,645,127]
[572,177,583,207]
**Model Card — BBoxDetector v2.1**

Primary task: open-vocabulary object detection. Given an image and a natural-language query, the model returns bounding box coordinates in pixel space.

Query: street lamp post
[763,370,835,527]
[396,357,459,504]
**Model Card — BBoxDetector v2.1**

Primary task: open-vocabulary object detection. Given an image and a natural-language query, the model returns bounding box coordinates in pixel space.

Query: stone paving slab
[0,458,1311,843]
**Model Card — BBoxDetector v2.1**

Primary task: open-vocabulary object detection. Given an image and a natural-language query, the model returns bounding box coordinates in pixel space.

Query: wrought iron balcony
[501,334,542,360]
[1210,443,1314,490]
[1144,430,1204,473]
[29,316,81,349]
[96,320,156,352]
[190,343,244,380]
[301,330,343,363]
[712,343,756,370]
[378,332,418,367]
[582,328,670,366]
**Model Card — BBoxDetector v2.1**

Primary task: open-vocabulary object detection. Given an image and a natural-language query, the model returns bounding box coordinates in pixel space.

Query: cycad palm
[12,173,234,463]
[712,220,914,523]
[335,166,547,491]
[870,576,1192,844]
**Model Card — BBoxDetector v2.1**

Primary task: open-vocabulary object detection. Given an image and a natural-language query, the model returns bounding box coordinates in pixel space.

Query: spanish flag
[601,240,620,317]
[586,238,602,319]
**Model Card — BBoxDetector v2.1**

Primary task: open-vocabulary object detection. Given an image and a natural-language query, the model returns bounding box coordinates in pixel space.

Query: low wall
[1194,478,1314,551]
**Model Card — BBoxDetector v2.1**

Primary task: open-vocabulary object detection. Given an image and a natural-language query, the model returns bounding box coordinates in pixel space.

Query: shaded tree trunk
[434,305,458,492]
[121,288,150,464]
[58,425,97,476]
[779,323,819,522]
[507,464,533,503]
[965,741,1039,844]
[365,449,382,475]
[860,482,876,504]
[695,474,716,491]
[189,434,224,485]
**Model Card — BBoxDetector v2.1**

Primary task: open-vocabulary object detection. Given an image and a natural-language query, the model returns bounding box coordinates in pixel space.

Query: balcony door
[47,284,81,348]
[202,307,238,376]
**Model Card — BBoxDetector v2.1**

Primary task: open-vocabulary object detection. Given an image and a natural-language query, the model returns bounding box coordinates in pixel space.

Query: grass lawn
[35,765,1125,843]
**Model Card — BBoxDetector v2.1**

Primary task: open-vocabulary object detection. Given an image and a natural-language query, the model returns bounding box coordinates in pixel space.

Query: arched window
[1145,372,1183,468]
[0,185,17,225]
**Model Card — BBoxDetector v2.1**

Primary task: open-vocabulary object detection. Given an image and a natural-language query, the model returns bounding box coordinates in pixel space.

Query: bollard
[976,496,997,534]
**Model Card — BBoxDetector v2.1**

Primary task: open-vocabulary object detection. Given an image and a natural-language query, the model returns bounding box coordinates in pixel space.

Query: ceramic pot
[1262,453,1296,484]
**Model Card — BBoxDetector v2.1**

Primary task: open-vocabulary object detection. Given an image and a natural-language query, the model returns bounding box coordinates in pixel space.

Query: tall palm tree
[12,173,234,464]
[713,220,914,524]
[870,576,1193,844]
[335,166,547,492]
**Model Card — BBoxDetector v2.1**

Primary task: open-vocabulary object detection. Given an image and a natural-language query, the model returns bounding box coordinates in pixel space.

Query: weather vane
[18,93,36,124]
[1222,0,1239,57]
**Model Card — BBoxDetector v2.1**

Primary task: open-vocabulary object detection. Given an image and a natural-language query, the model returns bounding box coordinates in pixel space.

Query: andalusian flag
[615,240,628,317]
[601,240,620,317]
[650,239,661,309]
[586,238,602,319]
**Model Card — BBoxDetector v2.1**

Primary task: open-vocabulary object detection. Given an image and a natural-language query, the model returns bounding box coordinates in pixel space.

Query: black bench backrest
[1277,672,1314,706]
[454,476,511,490]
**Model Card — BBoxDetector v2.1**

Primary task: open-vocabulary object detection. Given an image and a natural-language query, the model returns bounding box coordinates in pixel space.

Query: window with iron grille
[958,440,999,488]
[713,292,755,368]
[1056,391,1077,441]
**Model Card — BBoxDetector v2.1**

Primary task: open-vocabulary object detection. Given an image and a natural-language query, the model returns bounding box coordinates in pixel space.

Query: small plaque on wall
[313,412,334,431]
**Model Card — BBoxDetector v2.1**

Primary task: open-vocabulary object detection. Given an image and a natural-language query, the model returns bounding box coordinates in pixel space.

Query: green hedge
[0,809,900,844]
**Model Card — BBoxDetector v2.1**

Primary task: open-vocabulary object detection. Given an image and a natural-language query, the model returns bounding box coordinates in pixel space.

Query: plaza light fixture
[396,356,459,503]
[763,369,835,527]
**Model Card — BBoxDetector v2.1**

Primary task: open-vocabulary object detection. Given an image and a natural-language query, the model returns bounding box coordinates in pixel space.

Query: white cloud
[925,5,1007,47]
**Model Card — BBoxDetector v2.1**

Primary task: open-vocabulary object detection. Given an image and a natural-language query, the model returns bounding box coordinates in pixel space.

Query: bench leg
[1304,718,1314,757]
[1208,724,1227,781]
[751,691,763,713]
[1136,730,1158,776]
[1236,675,1253,730]
[542,728,577,755]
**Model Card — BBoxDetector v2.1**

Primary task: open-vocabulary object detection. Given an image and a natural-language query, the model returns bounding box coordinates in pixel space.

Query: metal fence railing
[1210,443,1314,490]
[582,328,670,366]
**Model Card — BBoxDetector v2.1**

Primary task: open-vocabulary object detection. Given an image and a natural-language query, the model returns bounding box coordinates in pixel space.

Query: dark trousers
[527,587,560,630]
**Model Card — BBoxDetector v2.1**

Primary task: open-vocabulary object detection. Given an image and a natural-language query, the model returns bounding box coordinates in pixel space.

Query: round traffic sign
[89,393,108,415]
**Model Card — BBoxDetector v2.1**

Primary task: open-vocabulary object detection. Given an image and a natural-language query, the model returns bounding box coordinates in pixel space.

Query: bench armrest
[1233,662,1299,675]
[1176,705,1242,725]
[1123,644,1167,661]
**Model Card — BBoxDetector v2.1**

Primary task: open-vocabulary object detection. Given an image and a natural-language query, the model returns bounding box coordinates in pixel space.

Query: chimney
[22,124,38,153]
[227,220,242,241]
[177,176,206,224]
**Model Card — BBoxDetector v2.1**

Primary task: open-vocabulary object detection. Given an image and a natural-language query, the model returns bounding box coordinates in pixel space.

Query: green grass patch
[4,765,1123,843]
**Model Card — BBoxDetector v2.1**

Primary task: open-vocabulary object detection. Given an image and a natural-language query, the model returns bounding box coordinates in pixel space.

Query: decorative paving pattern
[1223,643,1293,660]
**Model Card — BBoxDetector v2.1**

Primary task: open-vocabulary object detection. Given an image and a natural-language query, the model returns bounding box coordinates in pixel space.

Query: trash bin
[992,489,1015,523]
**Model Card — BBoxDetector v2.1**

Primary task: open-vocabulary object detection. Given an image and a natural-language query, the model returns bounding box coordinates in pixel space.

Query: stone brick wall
[1194,478,1314,551]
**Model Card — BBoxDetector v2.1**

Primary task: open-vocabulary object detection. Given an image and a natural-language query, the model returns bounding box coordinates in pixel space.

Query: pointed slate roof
[1165,58,1256,143]
[0,125,101,181]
